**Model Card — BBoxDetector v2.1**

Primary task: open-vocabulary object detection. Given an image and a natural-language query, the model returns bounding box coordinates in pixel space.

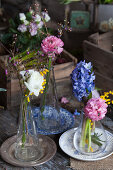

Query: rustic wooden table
[0,100,113,170]
[0,107,73,170]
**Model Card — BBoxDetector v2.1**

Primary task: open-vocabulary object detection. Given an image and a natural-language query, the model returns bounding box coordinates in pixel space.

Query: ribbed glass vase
[15,94,42,162]
[73,112,107,155]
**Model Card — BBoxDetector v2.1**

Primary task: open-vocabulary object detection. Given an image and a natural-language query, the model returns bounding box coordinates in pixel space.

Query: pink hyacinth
[41,36,64,55]
[84,98,108,121]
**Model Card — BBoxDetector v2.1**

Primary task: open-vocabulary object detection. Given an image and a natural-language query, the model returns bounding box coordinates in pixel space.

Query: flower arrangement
[1,2,67,155]
[1,8,51,52]
[19,69,47,146]
[71,60,108,154]
[12,32,64,159]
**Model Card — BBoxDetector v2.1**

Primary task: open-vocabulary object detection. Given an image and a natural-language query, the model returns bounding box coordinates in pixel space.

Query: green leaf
[21,51,37,62]
[95,87,102,91]
[88,92,92,100]
[25,59,38,67]
[0,33,13,44]
[9,18,16,28]
[91,138,102,146]
[91,132,105,147]
[18,34,29,44]
[59,0,80,4]
[10,50,28,62]
[9,28,18,34]
[26,12,32,21]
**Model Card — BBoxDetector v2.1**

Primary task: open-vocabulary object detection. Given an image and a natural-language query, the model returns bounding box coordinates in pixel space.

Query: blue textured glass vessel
[33,106,75,135]
[38,66,62,134]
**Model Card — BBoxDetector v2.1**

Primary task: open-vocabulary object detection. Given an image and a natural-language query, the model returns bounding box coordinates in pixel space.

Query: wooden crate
[0,49,77,109]
[83,31,113,91]
[0,55,21,109]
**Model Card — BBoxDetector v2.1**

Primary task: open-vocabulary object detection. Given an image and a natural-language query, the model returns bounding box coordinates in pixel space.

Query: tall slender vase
[73,112,107,155]
[15,94,42,161]
[38,58,61,134]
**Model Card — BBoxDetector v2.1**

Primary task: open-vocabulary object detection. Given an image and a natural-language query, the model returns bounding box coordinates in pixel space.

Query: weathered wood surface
[88,31,113,51]
[0,108,72,170]
[0,152,71,170]
[83,40,113,91]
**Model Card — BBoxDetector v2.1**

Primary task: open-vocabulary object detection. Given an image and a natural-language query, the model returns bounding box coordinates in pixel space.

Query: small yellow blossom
[27,96,30,102]
[40,72,44,76]
[107,102,111,105]
[100,90,113,105]
[90,147,93,152]
[43,71,46,74]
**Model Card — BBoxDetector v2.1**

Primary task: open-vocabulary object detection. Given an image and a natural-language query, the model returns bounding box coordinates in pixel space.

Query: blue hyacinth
[71,60,95,101]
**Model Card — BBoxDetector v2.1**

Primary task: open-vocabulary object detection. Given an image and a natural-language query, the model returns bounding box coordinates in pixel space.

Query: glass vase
[73,112,107,155]
[38,59,61,134]
[15,94,42,162]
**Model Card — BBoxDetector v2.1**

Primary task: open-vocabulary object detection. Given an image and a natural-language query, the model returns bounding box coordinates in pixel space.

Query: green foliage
[10,49,48,71]
[59,0,80,4]
[91,133,105,146]
[99,0,113,4]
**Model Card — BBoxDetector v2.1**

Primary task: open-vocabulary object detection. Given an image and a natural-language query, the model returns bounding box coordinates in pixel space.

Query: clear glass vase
[73,112,107,155]
[15,94,42,162]
[38,60,61,134]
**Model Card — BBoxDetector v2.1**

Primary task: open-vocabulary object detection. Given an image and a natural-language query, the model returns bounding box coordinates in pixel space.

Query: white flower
[29,9,34,14]
[24,20,29,26]
[42,12,50,22]
[18,24,27,33]
[19,13,26,21]
[92,89,100,98]
[20,70,44,96]
[37,21,44,29]
[34,14,41,22]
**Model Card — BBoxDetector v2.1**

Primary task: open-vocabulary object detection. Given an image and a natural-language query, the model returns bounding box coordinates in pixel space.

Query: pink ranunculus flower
[84,98,108,121]
[41,36,64,55]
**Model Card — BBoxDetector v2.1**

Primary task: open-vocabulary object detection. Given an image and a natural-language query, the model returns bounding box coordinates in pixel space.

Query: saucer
[59,128,113,161]
[33,107,75,135]
[0,135,57,167]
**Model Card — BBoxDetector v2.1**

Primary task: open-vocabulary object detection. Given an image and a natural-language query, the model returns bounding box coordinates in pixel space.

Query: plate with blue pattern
[33,107,75,135]
[59,128,113,161]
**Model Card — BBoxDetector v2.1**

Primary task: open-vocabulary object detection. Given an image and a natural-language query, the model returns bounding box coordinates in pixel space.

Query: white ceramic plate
[59,128,113,161]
